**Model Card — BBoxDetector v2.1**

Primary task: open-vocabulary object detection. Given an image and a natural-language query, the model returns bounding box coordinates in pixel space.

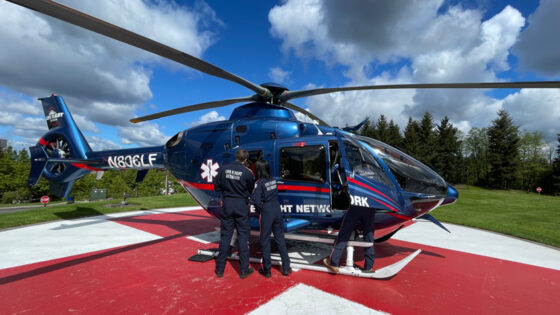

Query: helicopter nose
[441,184,458,205]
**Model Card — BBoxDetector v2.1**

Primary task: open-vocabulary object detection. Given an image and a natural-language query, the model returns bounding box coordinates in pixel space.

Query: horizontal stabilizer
[46,158,102,165]
[419,213,450,233]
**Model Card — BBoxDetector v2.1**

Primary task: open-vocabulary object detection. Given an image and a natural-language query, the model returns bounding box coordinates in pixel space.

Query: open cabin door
[275,139,331,216]
[329,136,351,210]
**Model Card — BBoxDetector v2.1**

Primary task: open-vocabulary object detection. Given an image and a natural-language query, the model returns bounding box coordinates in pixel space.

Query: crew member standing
[251,159,291,278]
[323,206,375,273]
[213,149,255,278]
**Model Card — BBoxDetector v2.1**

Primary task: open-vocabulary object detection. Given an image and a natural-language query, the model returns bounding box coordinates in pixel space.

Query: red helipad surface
[1,208,559,314]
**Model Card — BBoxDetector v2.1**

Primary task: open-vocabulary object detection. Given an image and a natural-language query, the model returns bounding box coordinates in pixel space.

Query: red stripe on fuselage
[277,185,329,193]
[348,178,398,206]
[38,138,48,146]
[179,181,214,191]
[178,180,329,193]
[387,212,413,220]
[368,196,399,213]
[71,163,103,172]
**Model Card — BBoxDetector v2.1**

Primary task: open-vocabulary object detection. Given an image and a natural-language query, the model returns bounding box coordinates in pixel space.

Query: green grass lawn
[0,193,197,230]
[1,187,559,248]
[432,186,560,248]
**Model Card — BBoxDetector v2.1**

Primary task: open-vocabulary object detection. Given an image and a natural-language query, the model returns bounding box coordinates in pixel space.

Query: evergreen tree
[0,146,17,196]
[375,115,390,143]
[360,118,377,139]
[464,127,489,185]
[107,174,131,199]
[72,172,99,199]
[137,169,167,196]
[519,131,548,191]
[487,109,521,189]
[387,120,403,149]
[552,134,560,194]
[403,117,421,158]
[434,117,462,183]
[418,112,436,167]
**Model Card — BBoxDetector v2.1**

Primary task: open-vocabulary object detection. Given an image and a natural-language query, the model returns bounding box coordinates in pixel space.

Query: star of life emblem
[201,159,219,183]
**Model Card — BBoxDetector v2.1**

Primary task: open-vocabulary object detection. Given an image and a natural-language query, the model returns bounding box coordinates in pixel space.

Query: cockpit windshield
[353,135,448,196]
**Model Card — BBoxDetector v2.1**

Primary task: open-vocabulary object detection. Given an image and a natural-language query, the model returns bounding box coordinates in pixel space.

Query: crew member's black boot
[258,267,271,278]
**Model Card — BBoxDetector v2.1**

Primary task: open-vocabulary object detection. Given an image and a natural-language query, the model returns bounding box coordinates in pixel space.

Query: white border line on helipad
[0,206,203,270]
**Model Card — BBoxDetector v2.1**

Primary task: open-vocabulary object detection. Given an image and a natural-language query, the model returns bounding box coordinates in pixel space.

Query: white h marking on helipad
[249,283,389,315]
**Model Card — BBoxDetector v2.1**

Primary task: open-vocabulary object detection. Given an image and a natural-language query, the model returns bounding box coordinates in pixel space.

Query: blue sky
[0,0,559,152]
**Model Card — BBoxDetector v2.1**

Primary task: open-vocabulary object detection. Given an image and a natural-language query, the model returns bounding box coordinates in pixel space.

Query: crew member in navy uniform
[213,149,255,278]
[323,205,375,274]
[251,159,291,278]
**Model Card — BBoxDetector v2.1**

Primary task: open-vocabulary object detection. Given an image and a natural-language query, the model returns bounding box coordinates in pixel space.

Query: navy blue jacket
[251,178,280,214]
[214,161,255,199]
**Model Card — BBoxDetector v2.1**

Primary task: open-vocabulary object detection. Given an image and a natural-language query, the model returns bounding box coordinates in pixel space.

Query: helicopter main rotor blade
[7,0,268,96]
[130,96,256,123]
[280,81,560,101]
[283,102,330,126]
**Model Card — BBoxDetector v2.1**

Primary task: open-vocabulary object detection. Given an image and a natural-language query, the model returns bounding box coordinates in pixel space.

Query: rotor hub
[260,82,289,104]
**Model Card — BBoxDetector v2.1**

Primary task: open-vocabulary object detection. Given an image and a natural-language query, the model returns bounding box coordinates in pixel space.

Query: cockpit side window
[343,141,393,187]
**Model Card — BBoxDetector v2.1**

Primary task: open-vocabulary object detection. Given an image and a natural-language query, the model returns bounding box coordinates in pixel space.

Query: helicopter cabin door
[276,139,331,217]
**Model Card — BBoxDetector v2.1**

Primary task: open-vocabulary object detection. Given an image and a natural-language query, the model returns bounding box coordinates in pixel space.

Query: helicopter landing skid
[195,233,421,279]
[194,246,421,279]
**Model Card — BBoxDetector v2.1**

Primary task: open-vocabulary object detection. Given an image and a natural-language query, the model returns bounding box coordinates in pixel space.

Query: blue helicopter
[14,0,560,276]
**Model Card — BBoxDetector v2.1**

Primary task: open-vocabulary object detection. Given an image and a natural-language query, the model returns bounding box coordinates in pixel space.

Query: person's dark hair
[235,149,249,162]
[255,159,271,180]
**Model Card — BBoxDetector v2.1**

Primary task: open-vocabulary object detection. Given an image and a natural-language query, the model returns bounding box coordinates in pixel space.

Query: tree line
[0,148,184,203]
[360,110,560,194]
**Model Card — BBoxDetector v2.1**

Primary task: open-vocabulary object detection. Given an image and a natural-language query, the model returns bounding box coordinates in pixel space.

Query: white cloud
[300,68,415,128]
[87,136,121,151]
[502,89,560,142]
[119,123,169,147]
[0,99,41,116]
[268,67,291,84]
[73,114,99,133]
[513,0,560,75]
[0,111,47,144]
[189,110,226,127]
[0,0,222,144]
[269,1,560,140]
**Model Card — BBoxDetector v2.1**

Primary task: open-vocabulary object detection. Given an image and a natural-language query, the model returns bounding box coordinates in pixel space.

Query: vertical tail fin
[29,95,93,197]
[39,95,92,156]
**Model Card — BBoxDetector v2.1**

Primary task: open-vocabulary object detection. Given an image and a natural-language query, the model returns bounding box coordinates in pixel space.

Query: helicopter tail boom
[29,95,166,198]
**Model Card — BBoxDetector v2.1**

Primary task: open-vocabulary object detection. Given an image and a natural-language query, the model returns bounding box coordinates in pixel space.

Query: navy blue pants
[216,197,250,272]
[260,205,290,271]
[329,207,375,269]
